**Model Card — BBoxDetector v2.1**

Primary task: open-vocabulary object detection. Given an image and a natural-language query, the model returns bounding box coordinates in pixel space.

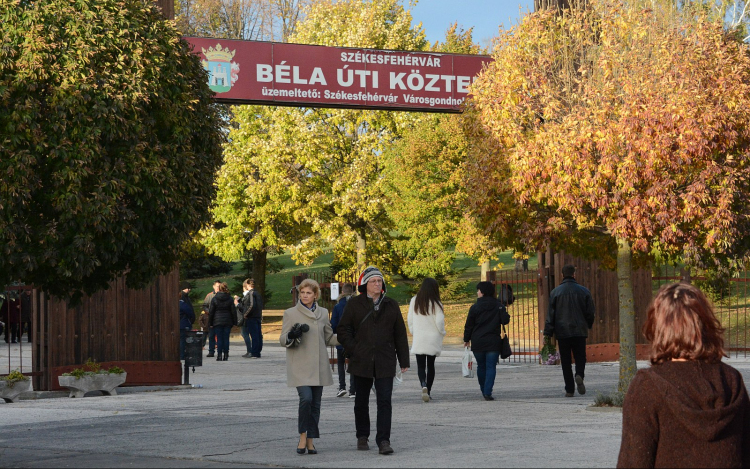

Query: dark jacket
[209,292,237,327]
[463,296,503,352]
[336,293,410,379]
[330,296,349,351]
[236,290,254,319]
[246,290,262,320]
[179,292,196,330]
[544,277,595,339]
[617,361,750,468]
[1,299,20,324]
[20,293,32,322]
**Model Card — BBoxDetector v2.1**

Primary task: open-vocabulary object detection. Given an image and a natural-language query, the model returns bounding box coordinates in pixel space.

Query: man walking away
[330,283,355,397]
[203,280,220,358]
[337,266,410,456]
[544,265,595,397]
[179,281,196,361]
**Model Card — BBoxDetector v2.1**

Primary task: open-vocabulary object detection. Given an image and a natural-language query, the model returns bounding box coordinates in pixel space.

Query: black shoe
[575,375,586,395]
[357,437,369,451]
[307,445,317,455]
[565,392,574,397]
[216,355,222,361]
[223,353,228,361]
[207,352,215,358]
[296,447,306,455]
[378,441,394,455]
[483,395,495,401]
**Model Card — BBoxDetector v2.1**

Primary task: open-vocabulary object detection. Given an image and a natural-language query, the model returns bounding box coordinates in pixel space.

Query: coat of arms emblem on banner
[201,44,239,93]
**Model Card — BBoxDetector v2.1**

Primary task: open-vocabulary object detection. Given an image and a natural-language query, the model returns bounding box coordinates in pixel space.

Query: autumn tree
[468,0,750,391]
[0,0,224,300]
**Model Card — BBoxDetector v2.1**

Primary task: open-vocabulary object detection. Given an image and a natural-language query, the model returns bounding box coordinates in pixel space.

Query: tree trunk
[153,0,174,19]
[616,237,637,393]
[356,231,366,273]
[252,249,267,304]
[481,260,490,281]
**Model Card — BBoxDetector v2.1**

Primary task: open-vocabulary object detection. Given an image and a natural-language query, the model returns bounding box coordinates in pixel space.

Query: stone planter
[0,379,32,403]
[58,372,127,398]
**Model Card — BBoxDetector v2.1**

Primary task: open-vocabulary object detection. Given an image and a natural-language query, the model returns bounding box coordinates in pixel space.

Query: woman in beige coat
[280,278,338,455]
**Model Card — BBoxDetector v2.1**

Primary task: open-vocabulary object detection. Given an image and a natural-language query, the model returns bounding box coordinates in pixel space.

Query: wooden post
[153,0,174,20]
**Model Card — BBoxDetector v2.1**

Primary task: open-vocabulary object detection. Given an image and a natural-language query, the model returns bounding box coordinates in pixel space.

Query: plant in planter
[0,370,32,403]
[58,359,127,398]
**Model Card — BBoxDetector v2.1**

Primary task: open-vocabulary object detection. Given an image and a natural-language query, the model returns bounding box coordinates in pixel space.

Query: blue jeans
[207,326,216,353]
[214,325,231,355]
[297,386,323,438]
[240,321,252,354]
[247,317,263,358]
[473,351,500,397]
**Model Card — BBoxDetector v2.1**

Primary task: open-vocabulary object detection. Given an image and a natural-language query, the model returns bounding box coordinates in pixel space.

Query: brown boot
[357,437,369,451]
[378,441,394,455]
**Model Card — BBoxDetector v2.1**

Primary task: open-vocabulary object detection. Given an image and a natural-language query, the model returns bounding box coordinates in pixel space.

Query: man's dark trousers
[248,317,263,358]
[353,375,393,445]
[558,337,587,394]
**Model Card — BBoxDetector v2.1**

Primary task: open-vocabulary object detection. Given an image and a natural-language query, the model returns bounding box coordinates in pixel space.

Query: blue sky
[409,0,536,49]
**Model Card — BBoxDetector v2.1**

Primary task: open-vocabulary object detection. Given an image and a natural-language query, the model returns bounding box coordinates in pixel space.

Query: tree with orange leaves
[467,0,750,391]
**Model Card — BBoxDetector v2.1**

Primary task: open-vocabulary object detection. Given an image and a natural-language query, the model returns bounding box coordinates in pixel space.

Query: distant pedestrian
[543,265,595,397]
[463,281,504,401]
[280,278,339,455]
[179,281,196,360]
[245,279,263,358]
[20,290,32,343]
[330,283,355,398]
[236,279,254,358]
[208,282,237,361]
[203,280,221,357]
[407,277,446,402]
[617,283,750,468]
[2,295,20,344]
[337,266,410,455]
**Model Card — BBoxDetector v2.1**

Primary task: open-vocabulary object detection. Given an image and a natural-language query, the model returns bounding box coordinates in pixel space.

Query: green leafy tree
[0,0,224,300]
[468,1,750,391]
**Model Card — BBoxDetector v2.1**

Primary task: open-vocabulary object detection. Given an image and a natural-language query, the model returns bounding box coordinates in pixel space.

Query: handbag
[461,346,474,378]
[500,325,512,360]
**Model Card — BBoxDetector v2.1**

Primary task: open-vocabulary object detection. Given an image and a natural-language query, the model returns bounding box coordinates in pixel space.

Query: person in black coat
[179,281,196,360]
[337,266,409,455]
[543,264,595,397]
[463,281,503,401]
[209,282,237,361]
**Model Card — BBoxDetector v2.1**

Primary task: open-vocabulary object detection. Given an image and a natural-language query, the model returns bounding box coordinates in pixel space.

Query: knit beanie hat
[358,266,386,294]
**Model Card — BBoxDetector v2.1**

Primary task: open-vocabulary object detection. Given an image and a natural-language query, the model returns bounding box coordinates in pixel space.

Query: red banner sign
[183,37,492,112]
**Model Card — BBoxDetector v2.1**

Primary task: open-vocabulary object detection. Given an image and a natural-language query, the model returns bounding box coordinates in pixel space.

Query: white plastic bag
[394,365,403,389]
[462,347,474,378]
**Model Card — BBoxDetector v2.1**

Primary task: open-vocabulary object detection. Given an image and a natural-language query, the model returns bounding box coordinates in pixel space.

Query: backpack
[499,283,515,306]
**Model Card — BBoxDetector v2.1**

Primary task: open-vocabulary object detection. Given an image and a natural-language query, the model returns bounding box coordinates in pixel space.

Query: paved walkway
[3,342,750,468]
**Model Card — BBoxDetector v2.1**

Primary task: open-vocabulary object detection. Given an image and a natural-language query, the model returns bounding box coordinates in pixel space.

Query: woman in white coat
[280,278,338,455]
[407,277,447,402]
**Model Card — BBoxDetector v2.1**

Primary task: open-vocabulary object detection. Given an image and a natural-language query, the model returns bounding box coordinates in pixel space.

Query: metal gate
[487,270,541,363]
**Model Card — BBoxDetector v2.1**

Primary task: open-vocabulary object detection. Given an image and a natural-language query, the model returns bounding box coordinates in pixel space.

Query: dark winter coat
[330,296,349,351]
[246,290,263,320]
[179,292,195,330]
[336,293,410,379]
[20,293,32,323]
[1,299,20,324]
[544,277,595,339]
[463,296,503,352]
[236,290,254,319]
[209,292,237,327]
[617,360,750,468]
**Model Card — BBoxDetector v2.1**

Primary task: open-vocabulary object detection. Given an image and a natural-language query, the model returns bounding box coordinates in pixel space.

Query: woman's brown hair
[219,282,230,294]
[643,282,726,365]
[414,277,442,316]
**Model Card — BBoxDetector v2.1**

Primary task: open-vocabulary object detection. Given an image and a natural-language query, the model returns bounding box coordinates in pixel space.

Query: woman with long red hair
[618,282,750,468]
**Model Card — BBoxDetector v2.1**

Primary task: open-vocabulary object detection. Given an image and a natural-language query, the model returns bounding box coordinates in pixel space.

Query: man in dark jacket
[245,280,263,359]
[179,281,196,360]
[337,266,410,456]
[330,283,355,397]
[202,280,221,357]
[544,265,595,397]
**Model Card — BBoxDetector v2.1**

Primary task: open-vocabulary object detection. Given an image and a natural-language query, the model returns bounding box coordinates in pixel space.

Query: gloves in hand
[288,323,310,340]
